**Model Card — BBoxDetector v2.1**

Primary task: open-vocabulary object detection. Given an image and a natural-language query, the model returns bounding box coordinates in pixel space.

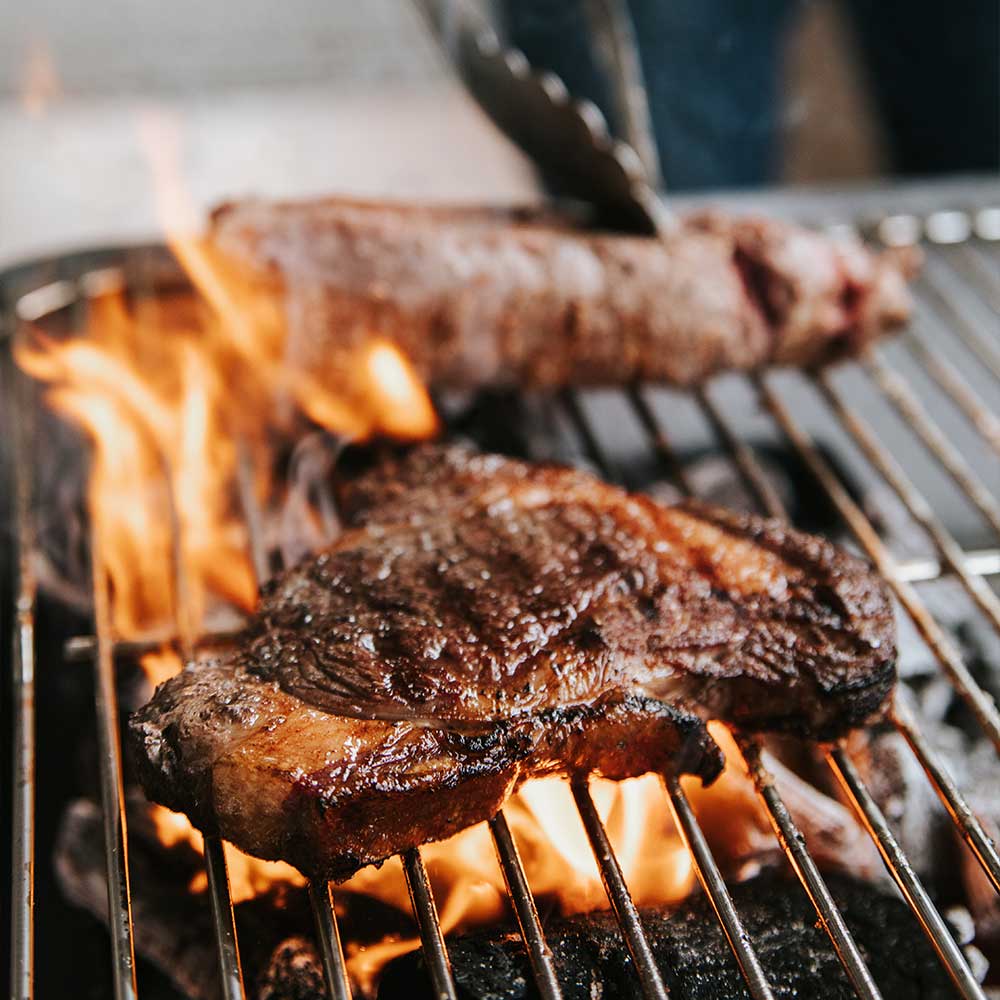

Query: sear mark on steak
[129,445,896,879]
[206,197,920,390]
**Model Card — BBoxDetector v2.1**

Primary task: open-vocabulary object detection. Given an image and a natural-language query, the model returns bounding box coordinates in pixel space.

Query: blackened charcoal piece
[378,873,964,1000]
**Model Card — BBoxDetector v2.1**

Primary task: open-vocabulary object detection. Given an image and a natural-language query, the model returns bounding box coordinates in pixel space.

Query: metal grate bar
[695,389,788,521]
[627,386,697,497]
[755,372,1000,752]
[664,776,776,1000]
[561,388,777,1000]
[917,261,1000,381]
[892,701,1000,896]
[689,373,1000,904]
[489,812,564,1000]
[624,385,884,999]
[734,737,883,1000]
[863,351,1000,536]
[694,384,788,520]
[896,547,1000,584]
[646,368,1000,923]
[233,440,355,999]
[571,780,669,1000]
[8,230,998,1000]
[236,443,271,585]
[308,881,354,1000]
[402,848,459,1000]
[90,538,139,1000]
[827,747,987,1000]
[517,391,681,997]
[756,370,1000,989]
[814,367,1000,632]
[204,838,248,1000]
[903,331,1000,455]
[946,242,1000,314]
[8,348,37,1000]
[158,442,246,999]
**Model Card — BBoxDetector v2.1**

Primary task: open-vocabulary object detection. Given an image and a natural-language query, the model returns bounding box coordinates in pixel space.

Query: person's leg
[628,0,802,190]
[500,0,620,132]
[501,0,803,192]
[843,0,999,174]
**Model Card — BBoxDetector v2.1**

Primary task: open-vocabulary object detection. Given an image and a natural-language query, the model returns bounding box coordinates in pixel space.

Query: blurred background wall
[0,0,988,262]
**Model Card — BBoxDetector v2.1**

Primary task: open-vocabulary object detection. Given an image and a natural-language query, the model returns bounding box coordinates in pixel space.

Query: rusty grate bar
[489,812,564,1000]
[7,337,38,1000]
[571,780,669,1000]
[828,747,987,1000]
[402,848,459,1000]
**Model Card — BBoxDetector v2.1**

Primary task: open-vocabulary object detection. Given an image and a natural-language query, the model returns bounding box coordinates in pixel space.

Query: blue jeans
[501,0,999,190]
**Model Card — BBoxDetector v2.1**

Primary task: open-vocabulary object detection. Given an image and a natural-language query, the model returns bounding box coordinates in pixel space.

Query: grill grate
[4,197,1000,1000]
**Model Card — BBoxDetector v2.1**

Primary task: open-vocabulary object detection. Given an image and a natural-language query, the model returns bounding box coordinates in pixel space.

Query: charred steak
[205,197,918,390]
[129,446,896,878]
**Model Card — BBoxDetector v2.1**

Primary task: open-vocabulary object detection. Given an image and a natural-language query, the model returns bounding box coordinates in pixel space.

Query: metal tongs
[413,0,679,236]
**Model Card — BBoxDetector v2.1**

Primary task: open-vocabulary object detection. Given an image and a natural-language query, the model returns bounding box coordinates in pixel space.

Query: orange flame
[15,120,438,640]
[16,110,825,999]
[20,38,60,117]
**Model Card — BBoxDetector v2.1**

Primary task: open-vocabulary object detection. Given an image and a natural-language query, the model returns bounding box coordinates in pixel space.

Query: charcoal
[378,873,968,1000]
[53,792,409,1000]
[256,937,326,1000]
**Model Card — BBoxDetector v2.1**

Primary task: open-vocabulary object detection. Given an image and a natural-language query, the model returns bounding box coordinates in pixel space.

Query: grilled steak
[205,197,918,390]
[129,446,896,878]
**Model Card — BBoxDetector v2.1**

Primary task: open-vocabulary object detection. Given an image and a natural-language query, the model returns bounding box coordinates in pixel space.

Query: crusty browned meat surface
[206,197,918,389]
[129,446,896,879]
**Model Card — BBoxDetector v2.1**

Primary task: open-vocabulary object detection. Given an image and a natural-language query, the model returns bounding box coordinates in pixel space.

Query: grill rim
[3,203,999,1000]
